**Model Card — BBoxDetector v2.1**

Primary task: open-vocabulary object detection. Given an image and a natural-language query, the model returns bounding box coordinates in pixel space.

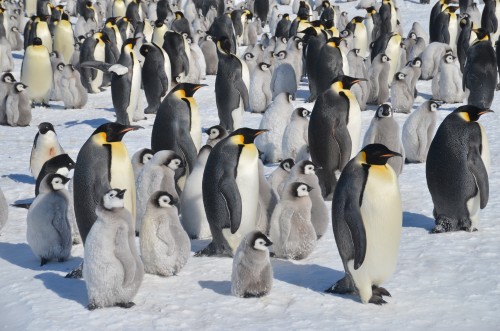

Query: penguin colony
[0,0,495,310]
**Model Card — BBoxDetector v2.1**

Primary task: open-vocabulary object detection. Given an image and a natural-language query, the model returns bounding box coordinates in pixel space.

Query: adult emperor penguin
[84,189,144,310]
[215,37,250,131]
[309,75,365,199]
[30,122,65,180]
[315,37,345,96]
[27,174,73,266]
[162,31,190,85]
[463,28,497,109]
[21,37,53,106]
[198,128,267,257]
[326,144,402,305]
[379,0,398,35]
[371,32,402,85]
[402,101,438,163]
[140,43,171,114]
[349,16,368,56]
[481,0,500,40]
[431,6,459,50]
[426,105,491,233]
[231,231,273,298]
[79,31,109,93]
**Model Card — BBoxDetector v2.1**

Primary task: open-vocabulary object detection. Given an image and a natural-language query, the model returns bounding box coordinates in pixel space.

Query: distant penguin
[2,82,31,127]
[131,148,154,180]
[0,185,7,232]
[215,37,250,131]
[200,35,218,75]
[327,144,402,305]
[205,125,228,147]
[426,105,491,233]
[390,72,414,114]
[30,123,65,180]
[58,64,88,109]
[402,101,438,163]
[53,13,75,64]
[231,231,273,298]
[162,31,190,85]
[198,128,266,256]
[249,62,272,113]
[254,0,270,27]
[140,191,190,276]
[79,32,109,93]
[140,43,171,114]
[457,15,473,73]
[282,107,310,161]
[481,0,500,40]
[315,37,344,96]
[432,6,459,50]
[27,174,72,266]
[84,189,144,310]
[275,13,292,38]
[367,53,391,105]
[21,38,53,106]
[401,57,422,98]
[463,28,497,109]
[255,92,294,164]
[269,181,316,259]
[267,158,295,198]
[432,53,464,103]
[180,145,212,239]
[362,104,404,175]
[35,154,75,196]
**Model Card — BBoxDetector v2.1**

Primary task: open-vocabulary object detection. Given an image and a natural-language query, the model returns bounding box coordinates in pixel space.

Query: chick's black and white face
[209,128,220,139]
[382,55,389,63]
[157,194,172,208]
[103,190,125,209]
[142,153,153,164]
[168,157,183,170]
[377,104,392,117]
[296,183,310,197]
[430,102,438,111]
[51,176,66,191]
[3,74,13,83]
[445,54,455,63]
[15,83,26,92]
[303,164,315,175]
[413,58,422,67]
[397,72,405,80]
[254,237,269,251]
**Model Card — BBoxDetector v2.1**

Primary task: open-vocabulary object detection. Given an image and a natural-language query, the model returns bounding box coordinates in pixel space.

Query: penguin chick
[270,182,316,260]
[402,101,438,163]
[205,125,228,147]
[282,107,310,161]
[367,53,391,105]
[3,82,31,127]
[249,62,273,113]
[60,64,88,109]
[84,189,144,310]
[140,191,191,276]
[30,122,65,180]
[131,148,154,180]
[390,72,414,113]
[362,103,405,175]
[435,54,465,103]
[26,174,72,266]
[231,231,273,298]
[267,158,295,198]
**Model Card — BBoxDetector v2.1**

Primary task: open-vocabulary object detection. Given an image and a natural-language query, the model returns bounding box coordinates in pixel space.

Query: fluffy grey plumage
[131,148,154,181]
[367,53,390,105]
[267,158,295,198]
[390,72,414,113]
[281,108,309,161]
[402,101,438,163]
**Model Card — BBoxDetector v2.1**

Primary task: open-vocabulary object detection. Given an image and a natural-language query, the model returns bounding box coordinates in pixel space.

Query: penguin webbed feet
[243,292,266,298]
[324,275,356,295]
[372,285,391,297]
[431,216,471,233]
[194,242,231,257]
[87,302,101,310]
[115,302,135,309]
[40,258,49,266]
[368,295,387,305]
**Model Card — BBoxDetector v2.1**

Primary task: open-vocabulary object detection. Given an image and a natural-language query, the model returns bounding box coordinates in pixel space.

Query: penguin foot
[325,276,356,294]
[65,263,83,279]
[40,258,49,266]
[372,286,391,297]
[41,102,50,108]
[194,242,231,257]
[116,302,135,309]
[243,292,265,298]
[368,295,387,305]
[87,303,101,310]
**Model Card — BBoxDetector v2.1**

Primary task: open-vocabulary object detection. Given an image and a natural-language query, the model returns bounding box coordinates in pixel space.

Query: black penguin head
[360,144,402,166]
[376,103,393,118]
[322,0,330,8]
[92,122,142,142]
[171,83,206,98]
[14,82,27,93]
[98,32,111,44]
[175,11,184,19]
[412,57,422,67]
[395,72,406,80]
[229,128,268,145]
[331,75,367,90]
[408,32,417,39]
[32,37,43,46]
[139,148,154,165]
[301,160,318,175]
[280,158,295,171]
[217,37,232,55]
[102,189,126,210]
[455,105,494,122]
[139,43,154,57]
[38,122,56,135]
[155,20,164,28]
[446,6,459,13]
[152,191,177,208]
[283,13,290,20]
[105,17,118,26]
[290,181,313,198]
[472,28,490,42]
[296,107,311,118]
[444,53,456,63]
[47,173,70,191]
[45,154,76,172]
[250,231,272,251]
[352,16,364,23]
[164,153,185,170]
[366,6,376,14]
[429,101,439,112]
[122,37,139,52]
[2,72,15,83]
[259,62,271,71]
[61,13,70,21]
[340,29,351,38]
[326,36,343,47]
[459,15,470,27]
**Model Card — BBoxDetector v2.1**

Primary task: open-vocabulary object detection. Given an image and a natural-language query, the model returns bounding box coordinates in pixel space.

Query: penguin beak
[119,125,143,134]
[265,239,273,247]
[254,129,268,136]
[193,84,207,91]
[62,177,71,184]
[381,152,402,158]
[478,109,494,116]
[116,189,126,199]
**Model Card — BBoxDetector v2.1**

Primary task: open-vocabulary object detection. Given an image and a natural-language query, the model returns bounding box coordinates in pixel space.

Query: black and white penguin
[35,154,75,196]
[21,37,53,106]
[162,31,190,85]
[30,122,65,180]
[79,31,109,93]
[315,37,345,96]
[140,42,171,114]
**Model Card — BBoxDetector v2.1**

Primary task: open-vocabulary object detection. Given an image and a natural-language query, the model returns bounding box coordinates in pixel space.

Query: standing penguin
[140,43,170,114]
[215,37,250,131]
[27,174,72,266]
[249,62,272,114]
[432,53,464,103]
[326,144,402,305]
[282,107,310,161]
[457,15,473,73]
[315,37,344,96]
[180,145,212,239]
[57,64,88,109]
[362,104,404,175]
[371,33,402,85]
[35,154,75,196]
[426,105,491,233]
[267,158,295,197]
[53,13,75,64]
[162,31,190,85]
[270,182,316,259]
[131,148,154,180]
[198,128,267,256]
[402,101,439,163]
[255,92,294,164]
[84,189,144,310]
[21,37,53,106]
[231,231,273,298]
[3,82,31,127]
[463,28,497,109]
[200,35,218,75]
[390,72,414,113]
[30,122,65,180]
[79,32,109,93]
[140,191,191,276]
[309,76,365,199]
[367,53,391,105]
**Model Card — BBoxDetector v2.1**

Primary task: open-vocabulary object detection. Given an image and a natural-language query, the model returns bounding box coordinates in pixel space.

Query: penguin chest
[354,165,402,284]
[108,143,136,221]
[91,42,106,91]
[36,23,52,52]
[188,98,202,151]
[386,37,401,84]
[126,57,142,122]
[22,47,53,101]
[354,24,368,56]
[345,92,362,157]
[365,18,374,43]
[223,144,259,253]
[448,14,458,47]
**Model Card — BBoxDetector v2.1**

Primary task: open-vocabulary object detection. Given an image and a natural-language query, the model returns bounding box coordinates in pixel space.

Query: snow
[1,1,500,330]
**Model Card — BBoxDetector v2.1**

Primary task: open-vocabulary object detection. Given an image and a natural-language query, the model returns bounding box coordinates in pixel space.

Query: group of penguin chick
[0,0,494,310]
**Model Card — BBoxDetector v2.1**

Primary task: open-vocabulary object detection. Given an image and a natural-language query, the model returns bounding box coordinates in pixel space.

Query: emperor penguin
[205,125,228,147]
[362,104,404,175]
[84,189,144,310]
[379,0,398,35]
[198,128,267,257]
[309,75,365,199]
[215,37,250,131]
[0,184,7,232]
[457,15,473,73]
[367,53,391,105]
[249,62,273,114]
[426,105,491,233]
[35,154,75,197]
[327,144,402,305]
[350,16,369,56]
[463,28,497,109]
[254,0,269,27]
[30,122,65,180]
[365,7,381,46]
[302,26,328,102]
[390,72,414,114]
[140,191,191,276]
[402,101,439,163]
[420,42,453,80]
[200,35,218,75]
[162,31,190,84]
[432,54,464,103]
[27,174,72,266]
[371,32,402,85]
[140,42,171,114]
[152,20,168,47]
[275,13,292,38]
[432,6,459,50]
[481,0,500,41]
[282,161,329,239]
[53,13,74,64]
[135,150,184,230]
[131,148,154,180]
[57,64,89,109]
[270,181,316,259]
[315,37,344,96]
[231,231,273,298]
[79,31,109,93]
[267,158,295,198]
[180,145,212,239]
[21,37,53,106]
[255,92,294,164]
[3,82,31,127]
[282,107,310,161]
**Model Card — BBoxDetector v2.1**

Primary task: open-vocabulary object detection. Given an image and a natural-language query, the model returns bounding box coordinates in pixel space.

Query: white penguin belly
[189,100,202,152]
[232,100,244,130]
[127,58,142,123]
[348,165,402,303]
[161,48,172,94]
[386,36,401,85]
[54,24,74,64]
[180,166,211,238]
[479,124,490,173]
[37,24,52,53]
[448,15,458,49]
[91,43,106,92]
[341,48,349,76]
[222,145,259,254]
[495,6,500,39]
[22,47,53,102]
[109,143,136,222]
[346,92,362,157]
[354,25,368,57]
[365,18,374,45]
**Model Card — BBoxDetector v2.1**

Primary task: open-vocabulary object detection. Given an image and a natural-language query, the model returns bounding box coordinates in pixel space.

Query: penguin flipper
[467,141,489,209]
[51,202,71,244]
[219,176,242,234]
[156,222,174,255]
[114,224,136,286]
[345,199,367,270]
[234,78,250,111]
[80,61,113,73]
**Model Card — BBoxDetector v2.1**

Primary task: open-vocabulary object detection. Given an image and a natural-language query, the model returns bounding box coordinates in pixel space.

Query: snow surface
[1,1,500,330]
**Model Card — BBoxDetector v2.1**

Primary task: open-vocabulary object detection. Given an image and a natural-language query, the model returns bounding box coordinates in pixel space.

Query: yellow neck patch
[459,112,471,122]
[331,81,344,92]
[230,135,245,145]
